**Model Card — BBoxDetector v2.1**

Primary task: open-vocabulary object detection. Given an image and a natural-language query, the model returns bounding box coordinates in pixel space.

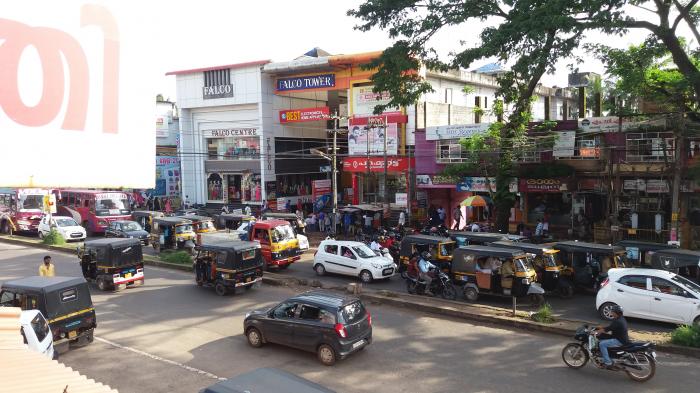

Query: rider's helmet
[420,251,431,261]
[610,305,623,316]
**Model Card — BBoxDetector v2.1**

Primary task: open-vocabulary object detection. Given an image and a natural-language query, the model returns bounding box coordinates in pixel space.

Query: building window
[207,137,260,160]
[436,139,469,163]
[204,69,230,87]
[207,173,223,201]
[626,132,674,162]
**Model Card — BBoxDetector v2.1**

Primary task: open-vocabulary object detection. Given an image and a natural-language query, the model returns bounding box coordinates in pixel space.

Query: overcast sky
[152,0,692,100]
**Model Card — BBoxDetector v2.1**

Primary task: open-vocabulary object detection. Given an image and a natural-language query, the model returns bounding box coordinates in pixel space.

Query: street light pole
[383,115,388,207]
[332,117,339,234]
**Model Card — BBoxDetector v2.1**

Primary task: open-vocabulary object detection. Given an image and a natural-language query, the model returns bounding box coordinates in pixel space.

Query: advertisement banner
[312,179,332,211]
[553,131,576,157]
[519,178,569,193]
[279,107,330,123]
[395,193,408,207]
[426,123,491,141]
[0,2,154,188]
[646,179,669,193]
[348,123,398,156]
[457,177,518,193]
[624,179,646,191]
[342,157,414,173]
[156,115,169,138]
[351,85,397,116]
[578,116,667,133]
[416,174,461,188]
[153,157,180,197]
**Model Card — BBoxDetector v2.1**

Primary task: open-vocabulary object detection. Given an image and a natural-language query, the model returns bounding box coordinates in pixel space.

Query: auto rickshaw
[150,216,196,253]
[0,276,96,351]
[131,210,164,233]
[646,248,700,282]
[449,231,508,247]
[181,215,217,244]
[553,241,627,292]
[262,212,310,251]
[615,240,677,267]
[399,234,455,273]
[78,238,144,291]
[194,240,264,296]
[488,240,573,298]
[215,213,256,232]
[450,246,545,304]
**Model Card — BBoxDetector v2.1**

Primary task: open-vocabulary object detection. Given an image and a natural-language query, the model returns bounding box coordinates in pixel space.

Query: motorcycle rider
[595,305,630,369]
[418,251,436,295]
[369,236,381,252]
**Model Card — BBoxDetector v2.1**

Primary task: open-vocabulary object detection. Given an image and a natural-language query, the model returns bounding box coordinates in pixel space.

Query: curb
[3,236,700,359]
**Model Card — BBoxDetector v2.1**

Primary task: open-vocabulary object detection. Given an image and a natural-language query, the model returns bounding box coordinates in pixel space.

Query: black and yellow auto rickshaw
[78,238,144,291]
[646,248,700,282]
[194,240,264,296]
[449,231,508,247]
[615,240,676,267]
[399,234,455,273]
[451,246,545,304]
[488,240,573,298]
[181,215,217,245]
[0,276,96,350]
[553,241,627,292]
[150,217,196,253]
[215,213,257,232]
[131,210,164,233]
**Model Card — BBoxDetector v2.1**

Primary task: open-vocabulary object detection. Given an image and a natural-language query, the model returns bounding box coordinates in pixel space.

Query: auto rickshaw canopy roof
[197,240,260,252]
[615,240,677,253]
[2,276,87,294]
[452,246,528,273]
[84,238,143,266]
[450,232,508,243]
[180,215,215,224]
[263,212,299,220]
[488,240,558,256]
[131,210,165,218]
[153,216,195,226]
[1,276,93,320]
[84,237,142,248]
[219,213,256,221]
[400,234,453,256]
[649,248,700,269]
[554,241,625,254]
[340,204,383,213]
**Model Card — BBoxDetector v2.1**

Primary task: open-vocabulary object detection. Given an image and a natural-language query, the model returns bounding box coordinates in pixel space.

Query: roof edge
[166,60,271,76]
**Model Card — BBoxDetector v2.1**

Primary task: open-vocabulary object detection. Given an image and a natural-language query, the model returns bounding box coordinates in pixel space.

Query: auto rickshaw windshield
[175,224,193,234]
[198,221,215,231]
[514,258,529,272]
[544,253,559,267]
[439,242,455,257]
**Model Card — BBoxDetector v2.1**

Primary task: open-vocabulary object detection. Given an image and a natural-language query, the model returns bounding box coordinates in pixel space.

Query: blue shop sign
[276,74,335,92]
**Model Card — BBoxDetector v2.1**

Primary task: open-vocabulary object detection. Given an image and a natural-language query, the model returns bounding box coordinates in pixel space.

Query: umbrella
[460,195,490,207]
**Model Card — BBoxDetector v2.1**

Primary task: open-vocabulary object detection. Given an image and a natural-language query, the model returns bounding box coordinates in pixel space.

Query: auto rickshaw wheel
[214,281,228,296]
[463,287,479,302]
[97,277,108,291]
[85,329,94,344]
[529,293,545,307]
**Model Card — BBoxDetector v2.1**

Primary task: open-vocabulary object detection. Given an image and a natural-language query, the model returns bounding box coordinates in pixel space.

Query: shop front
[342,157,414,205]
[615,178,671,243]
[519,178,572,238]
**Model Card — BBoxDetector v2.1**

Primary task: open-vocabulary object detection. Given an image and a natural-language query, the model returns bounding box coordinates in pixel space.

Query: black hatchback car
[244,291,372,366]
[105,220,149,245]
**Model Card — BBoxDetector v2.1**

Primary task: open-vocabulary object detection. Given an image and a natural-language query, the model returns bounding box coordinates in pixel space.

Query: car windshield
[97,197,128,210]
[55,218,78,227]
[175,224,193,233]
[352,244,376,259]
[671,274,700,294]
[122,222,142,231]
[271,225,295,242]
[19,194,43,211]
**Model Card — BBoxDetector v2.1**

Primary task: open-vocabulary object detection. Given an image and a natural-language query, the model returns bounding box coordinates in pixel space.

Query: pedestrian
[343,212,351,237]
[335,211,341,234]
[39,256,55,277]
[324,213,331,234]
[184,195,190,209]
[398,209,406,229]
[221,204,229,214]
[452,206,463,230]
[438,206,446,223]
[318,211,326,232]
[535,219,544,237]
[470,221,480,232]
[296,199,302,214]
[363,213,373,233]
[262,200,269,213]
[154,197,161,212]
[285,199,291,213]
[165,198,172,214]
[244,205,252,216]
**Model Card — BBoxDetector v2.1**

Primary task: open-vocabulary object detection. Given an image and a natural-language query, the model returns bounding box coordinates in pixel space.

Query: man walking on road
[452,206,463,230]
[39,256,55,277]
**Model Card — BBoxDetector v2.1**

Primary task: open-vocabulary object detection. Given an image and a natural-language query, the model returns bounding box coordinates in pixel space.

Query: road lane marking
[95,336,226,381]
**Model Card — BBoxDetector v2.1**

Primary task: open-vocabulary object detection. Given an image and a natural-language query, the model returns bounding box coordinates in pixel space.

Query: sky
[146,0,694,101]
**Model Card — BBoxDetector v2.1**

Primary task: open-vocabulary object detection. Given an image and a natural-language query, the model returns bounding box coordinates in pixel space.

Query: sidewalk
[2,234,698,359]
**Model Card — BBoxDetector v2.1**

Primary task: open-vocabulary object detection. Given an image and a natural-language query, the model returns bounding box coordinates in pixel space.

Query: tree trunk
[656,29,700,106]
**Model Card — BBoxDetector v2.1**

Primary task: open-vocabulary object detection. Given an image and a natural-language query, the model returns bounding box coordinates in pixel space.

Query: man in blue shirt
[418,251,436,295]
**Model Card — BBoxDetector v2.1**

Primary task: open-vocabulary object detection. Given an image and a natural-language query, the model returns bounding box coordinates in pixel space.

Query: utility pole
[383,115,388,207]
[366,124,371,204]
[670,113,683,244]
[332,116,339,234]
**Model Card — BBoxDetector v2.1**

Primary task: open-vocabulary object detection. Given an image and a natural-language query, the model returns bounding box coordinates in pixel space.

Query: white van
[20,310,56,359]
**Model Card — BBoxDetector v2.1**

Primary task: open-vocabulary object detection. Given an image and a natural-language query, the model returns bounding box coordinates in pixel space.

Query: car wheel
[598,302,619,321]
[359,270,373,284]
[317,344,337,366]
[314,264,326,276]
[693,316,700,327]
[214,281,228,296]
[246,327,264,348]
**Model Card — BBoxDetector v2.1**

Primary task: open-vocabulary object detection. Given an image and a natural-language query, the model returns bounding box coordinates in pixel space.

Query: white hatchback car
[37,215,86,241]
[597,268,700,325]
[314,240,397,283]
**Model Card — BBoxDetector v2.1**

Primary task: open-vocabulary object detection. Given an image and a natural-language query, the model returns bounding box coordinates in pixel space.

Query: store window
[207,174,223,201]
[626,132,674,162]
[207,137,260,160]
[527,192,572,226]
[277,174,325,197]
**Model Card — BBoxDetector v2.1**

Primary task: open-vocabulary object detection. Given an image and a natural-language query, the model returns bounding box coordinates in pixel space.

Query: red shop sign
[342,157,414,173]
[519,178,569,193]
[279,106,330,123]
[348,111,408,126]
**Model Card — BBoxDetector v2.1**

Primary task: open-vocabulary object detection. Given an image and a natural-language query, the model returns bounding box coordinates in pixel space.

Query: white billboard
[426,123,491,140]
[352,85,398,116]
[0,2,154,188]
[348,123,398,156]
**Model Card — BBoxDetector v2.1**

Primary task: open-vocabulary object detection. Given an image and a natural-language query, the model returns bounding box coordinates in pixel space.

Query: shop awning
[460,195,491,207]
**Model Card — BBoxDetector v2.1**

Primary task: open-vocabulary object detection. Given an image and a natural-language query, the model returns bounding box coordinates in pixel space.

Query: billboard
[152,156,181,197]
[0,2,154,188]
[348,123,398,156]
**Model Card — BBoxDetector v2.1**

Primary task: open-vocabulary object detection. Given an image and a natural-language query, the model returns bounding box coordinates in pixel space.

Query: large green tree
[349,0,615,231]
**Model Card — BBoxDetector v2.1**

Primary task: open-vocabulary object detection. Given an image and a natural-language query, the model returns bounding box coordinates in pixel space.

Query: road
[1,242,697,393]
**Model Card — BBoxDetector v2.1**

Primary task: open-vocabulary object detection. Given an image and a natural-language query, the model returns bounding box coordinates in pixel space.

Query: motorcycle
[561,325,656,382]
[405,266,457,300]
[420,224,449,238]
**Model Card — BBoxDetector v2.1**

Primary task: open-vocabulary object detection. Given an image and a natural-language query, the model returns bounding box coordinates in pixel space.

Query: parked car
[596,268,700,325]
[314,240,396,283]
[37,215,86,241]
[20,309,55,359]
[244,290,372,366]
[105,220,149,245]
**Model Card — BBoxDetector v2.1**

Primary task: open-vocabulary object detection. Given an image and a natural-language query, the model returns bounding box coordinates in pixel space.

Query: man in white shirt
[398,210,406,228]
[471,222,480,232]
[363,214,373,232]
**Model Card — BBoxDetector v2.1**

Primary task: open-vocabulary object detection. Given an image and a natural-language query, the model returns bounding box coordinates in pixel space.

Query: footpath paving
[2,234,698,359]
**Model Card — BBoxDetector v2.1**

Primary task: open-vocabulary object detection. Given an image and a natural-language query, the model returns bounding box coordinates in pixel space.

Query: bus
[0,188,52,234]
[57,190,132,235]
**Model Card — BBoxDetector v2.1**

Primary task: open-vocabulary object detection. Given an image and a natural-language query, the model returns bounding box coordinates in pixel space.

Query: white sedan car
[597,268,700,325]
[314,240,396,283]
[37,215,86,241]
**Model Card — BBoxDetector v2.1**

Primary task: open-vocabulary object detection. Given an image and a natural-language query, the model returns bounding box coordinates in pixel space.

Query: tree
[349,0,606,231]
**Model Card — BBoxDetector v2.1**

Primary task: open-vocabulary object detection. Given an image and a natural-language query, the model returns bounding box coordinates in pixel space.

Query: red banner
[348,111,408,126]
[279,107,330,123]
[519,178,570,193]
[312,179,332,199]
[342,157,414,173]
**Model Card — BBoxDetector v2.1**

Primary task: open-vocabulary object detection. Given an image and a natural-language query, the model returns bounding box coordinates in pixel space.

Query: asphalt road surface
[1,242,697,393]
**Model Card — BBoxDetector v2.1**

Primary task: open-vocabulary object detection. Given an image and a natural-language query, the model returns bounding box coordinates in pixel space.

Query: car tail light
[137,268,143,274]
[367,311,372,327]
[600,278,610,288]
[334,323,347,338]
[112,273,120,279]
